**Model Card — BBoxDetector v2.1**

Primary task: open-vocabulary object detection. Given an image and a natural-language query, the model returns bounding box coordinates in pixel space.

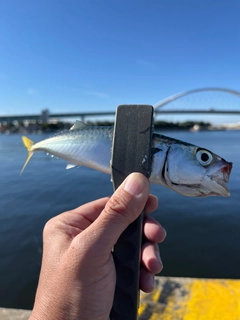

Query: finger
[144,194,158,214]
[139,268,155,293]
[83,172,150,251]
[143,215,167,243]
[58,197,110,230]
[141,242,163,274]
[43,197,111,253]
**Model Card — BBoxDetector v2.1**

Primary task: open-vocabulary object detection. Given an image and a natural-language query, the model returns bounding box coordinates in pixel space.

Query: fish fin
[70,120,88,131]
[21,136,34,174]
[66,164,77,170]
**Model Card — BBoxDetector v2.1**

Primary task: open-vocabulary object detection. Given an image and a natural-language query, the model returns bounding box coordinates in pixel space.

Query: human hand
[30,173,166,320]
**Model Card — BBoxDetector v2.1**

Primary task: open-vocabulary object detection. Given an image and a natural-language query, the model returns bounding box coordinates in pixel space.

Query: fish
[21,121,232,197]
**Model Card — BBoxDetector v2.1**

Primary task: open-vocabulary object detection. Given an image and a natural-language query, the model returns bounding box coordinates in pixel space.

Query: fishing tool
[110,105,154,320]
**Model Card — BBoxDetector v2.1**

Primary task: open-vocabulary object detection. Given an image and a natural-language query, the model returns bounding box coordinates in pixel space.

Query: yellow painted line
[138,302,148,316]
[184,279,240,320]
[152,286,161,302]
[138,277,240,320]
[138,284,162,317]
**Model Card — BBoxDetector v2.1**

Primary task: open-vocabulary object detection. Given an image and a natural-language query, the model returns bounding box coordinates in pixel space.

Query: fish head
[163,144,232,197]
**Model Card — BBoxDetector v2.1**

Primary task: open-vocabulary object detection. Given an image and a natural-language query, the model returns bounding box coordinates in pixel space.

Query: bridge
[1,87,240,123]
[1,109,240,124]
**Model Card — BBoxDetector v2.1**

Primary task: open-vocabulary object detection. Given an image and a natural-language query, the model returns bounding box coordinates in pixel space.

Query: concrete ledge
[0,308,31,320]
[139,276,240,319]
[2,276,240,319]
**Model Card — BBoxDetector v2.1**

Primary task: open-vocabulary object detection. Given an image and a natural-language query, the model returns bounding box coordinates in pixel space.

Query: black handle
[110,105,154,320]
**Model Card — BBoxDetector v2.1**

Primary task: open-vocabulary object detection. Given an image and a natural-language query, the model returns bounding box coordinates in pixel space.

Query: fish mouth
[210,162,232,197]
[221,161,233,178]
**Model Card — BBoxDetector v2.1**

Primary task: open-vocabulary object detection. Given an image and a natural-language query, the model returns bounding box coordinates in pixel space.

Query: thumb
[88,172,150,251]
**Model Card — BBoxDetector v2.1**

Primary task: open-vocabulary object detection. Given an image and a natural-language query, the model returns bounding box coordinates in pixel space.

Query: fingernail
[156,249,163,267]
[124,173,146,196]
[148,274,155,289]
[162,228,167,239]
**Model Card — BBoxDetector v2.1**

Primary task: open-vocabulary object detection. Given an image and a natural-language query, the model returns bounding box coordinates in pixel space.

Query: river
[0,130,239,309]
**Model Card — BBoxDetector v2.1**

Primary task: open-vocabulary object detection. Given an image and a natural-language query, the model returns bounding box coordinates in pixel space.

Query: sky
[1,0,240,124]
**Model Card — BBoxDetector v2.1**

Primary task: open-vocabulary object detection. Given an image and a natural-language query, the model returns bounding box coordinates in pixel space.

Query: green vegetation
[0,119,212,134]
[41,121,72,132]
[154,120,211,130]
[87,120,211,130]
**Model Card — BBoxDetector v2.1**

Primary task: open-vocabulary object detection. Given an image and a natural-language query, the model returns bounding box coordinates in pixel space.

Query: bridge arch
[153,87,240,110]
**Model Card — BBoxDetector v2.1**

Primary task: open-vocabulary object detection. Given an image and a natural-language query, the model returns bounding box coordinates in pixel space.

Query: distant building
[40,109,50,123]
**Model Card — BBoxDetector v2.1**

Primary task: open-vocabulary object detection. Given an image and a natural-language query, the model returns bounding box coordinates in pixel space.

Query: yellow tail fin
[21,136,34,174]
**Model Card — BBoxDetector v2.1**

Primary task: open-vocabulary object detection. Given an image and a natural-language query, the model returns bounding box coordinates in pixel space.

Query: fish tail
[21,136,34,174]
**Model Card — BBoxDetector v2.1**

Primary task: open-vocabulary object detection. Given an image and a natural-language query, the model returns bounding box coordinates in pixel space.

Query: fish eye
[196,149,213,166]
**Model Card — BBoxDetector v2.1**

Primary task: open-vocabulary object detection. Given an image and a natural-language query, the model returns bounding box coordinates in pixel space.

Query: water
[0,130,240,309]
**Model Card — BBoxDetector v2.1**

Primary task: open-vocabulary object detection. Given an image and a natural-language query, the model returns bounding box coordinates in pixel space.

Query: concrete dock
[2,276,240,319]
[139,276,240,319]
[0,307,31,319]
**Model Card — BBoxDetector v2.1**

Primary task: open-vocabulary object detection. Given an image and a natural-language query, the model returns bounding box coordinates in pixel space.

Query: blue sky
[1,1,240,123]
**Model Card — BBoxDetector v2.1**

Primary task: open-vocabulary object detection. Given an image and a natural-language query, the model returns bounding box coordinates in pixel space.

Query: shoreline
[1,120,239,135]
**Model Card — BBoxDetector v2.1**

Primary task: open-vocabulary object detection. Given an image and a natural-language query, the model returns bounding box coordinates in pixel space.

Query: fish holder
[110,105,154,320]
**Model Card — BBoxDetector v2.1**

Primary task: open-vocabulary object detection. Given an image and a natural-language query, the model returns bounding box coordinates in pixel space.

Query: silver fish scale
[33,126,113,174]
[24,125,232,197]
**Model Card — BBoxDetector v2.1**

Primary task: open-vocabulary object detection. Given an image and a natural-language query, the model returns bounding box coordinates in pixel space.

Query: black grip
[110,105,154,320]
